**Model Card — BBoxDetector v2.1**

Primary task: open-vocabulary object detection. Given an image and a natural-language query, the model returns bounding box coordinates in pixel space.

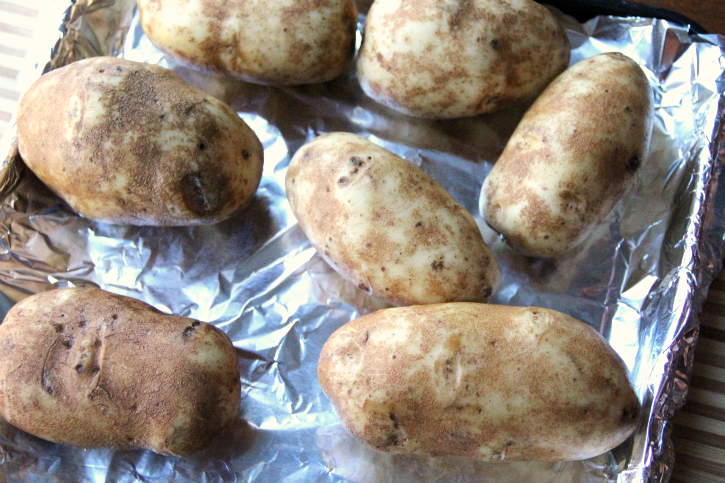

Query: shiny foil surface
[0,1,724,482]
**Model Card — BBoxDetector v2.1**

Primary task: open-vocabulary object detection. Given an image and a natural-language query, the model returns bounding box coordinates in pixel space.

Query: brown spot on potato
[181,172,226,215]
[627,155,641,172]
[183,320,201,337]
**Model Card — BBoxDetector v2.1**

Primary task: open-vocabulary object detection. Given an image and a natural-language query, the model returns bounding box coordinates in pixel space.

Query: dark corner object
[539,0,708,34]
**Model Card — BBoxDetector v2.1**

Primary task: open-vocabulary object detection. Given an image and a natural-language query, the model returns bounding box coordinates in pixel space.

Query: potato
[0,287,241,456]
[285,133,500,306]
[356,0,570,119]
[137,0,358,85]
[318,303,641,461]
[17,57,264,226]
[480,52,654,258]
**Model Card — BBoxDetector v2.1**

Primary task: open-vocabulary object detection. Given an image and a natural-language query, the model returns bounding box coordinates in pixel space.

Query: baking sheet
[0,1,724,482]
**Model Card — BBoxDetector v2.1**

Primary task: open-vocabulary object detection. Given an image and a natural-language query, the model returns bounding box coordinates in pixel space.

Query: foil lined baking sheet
[0,1,724,482]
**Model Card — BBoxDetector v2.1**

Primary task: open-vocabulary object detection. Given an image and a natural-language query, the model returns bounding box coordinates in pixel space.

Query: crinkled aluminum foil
[0,1,724,482]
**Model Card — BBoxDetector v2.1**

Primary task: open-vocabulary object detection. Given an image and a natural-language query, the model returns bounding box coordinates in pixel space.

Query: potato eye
[627,156,641,172]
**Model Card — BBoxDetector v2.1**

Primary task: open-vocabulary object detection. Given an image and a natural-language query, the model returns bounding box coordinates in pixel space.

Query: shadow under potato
[0,155,280,305]
[0,415,258,482]
[315,424,620,483]
[89,192,279,266]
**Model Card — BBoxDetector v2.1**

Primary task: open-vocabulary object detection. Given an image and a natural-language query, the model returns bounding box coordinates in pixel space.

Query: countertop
[632,0,725,35]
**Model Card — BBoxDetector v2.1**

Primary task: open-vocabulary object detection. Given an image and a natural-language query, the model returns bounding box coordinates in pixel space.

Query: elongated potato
[138,0,358,85]
[17,57,264,226]
[318,303,640,461]
[480,52,654,257]
[0,288,241,456]
[357,0,570,118]
[285,133,500,306]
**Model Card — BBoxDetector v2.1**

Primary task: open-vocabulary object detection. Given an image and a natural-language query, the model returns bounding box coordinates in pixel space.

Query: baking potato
[17,57,264,226]
[357,0,570,119]
[285,133,500,306]
[0,287,241,456]
[137,0,358,85]
[480,52,654,258]
[318,303,641,461]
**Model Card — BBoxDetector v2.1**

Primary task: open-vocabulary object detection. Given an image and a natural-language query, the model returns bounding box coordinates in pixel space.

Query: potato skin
[17,57,264,226]
[285,133,500,306]
[318,303,641,461]
[480,52,654,258]
[357,0,570,119]
[138,0,358,85]
[0,288,241,456]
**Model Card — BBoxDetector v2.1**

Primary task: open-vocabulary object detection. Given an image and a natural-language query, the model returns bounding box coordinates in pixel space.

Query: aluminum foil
[0,1,724,482]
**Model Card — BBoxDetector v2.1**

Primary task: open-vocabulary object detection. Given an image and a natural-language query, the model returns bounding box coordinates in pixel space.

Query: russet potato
[17,57,264,226]
[0,287,241,456]
[318,303,641,461]
[357,0,570,118]
[480,52,654,257]
[138,0,358,85]
[285,132,500,306]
